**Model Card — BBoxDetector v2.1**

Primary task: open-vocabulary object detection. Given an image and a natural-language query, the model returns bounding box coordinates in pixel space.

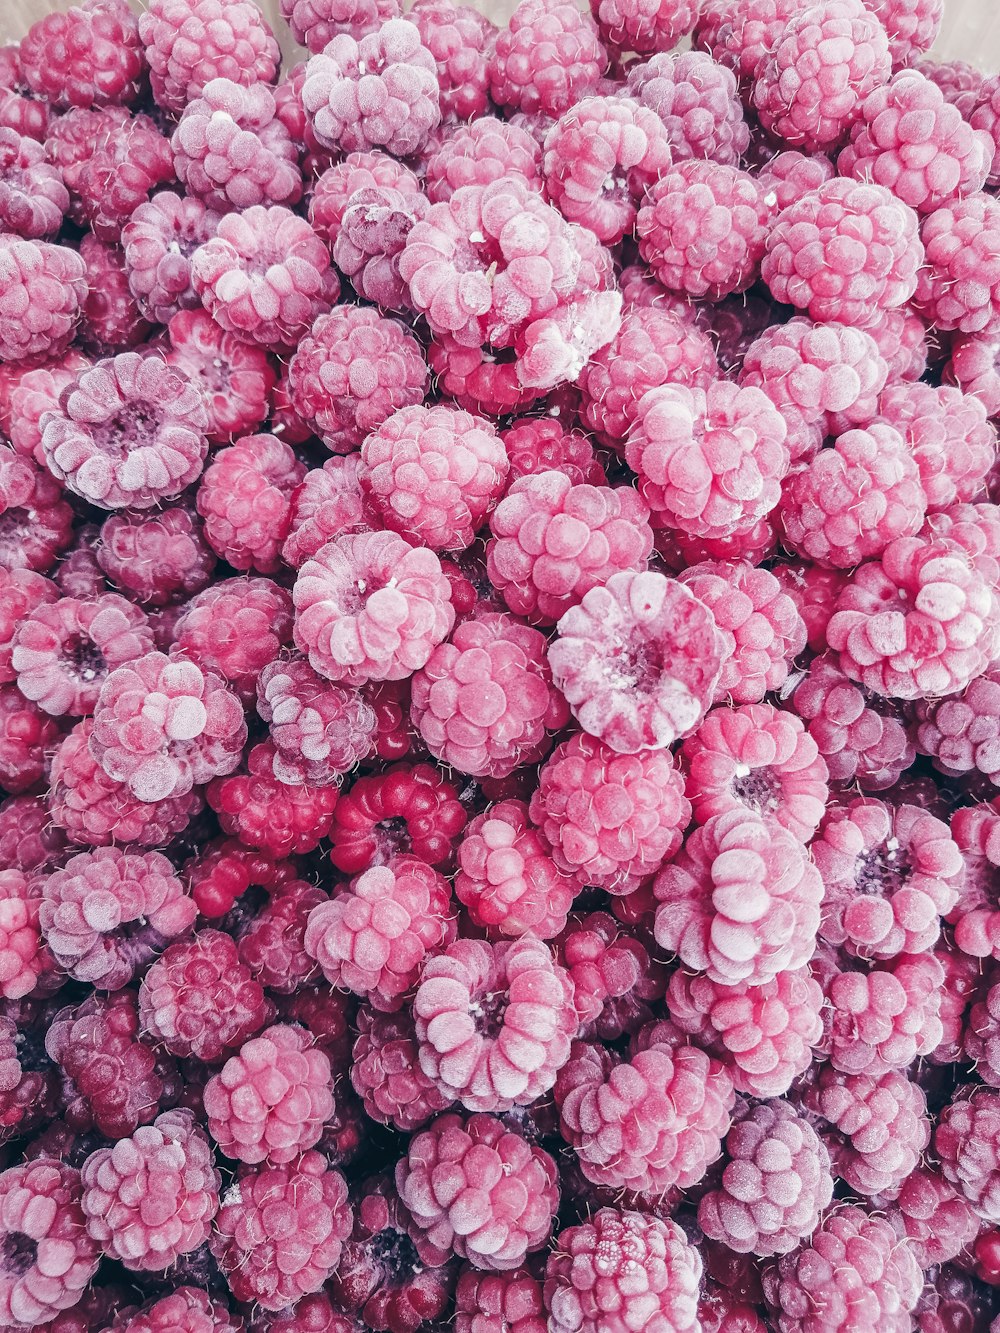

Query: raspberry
[889,1168,979,1268]
[97,506,216,610]
[454,800,576,940]
[575,306,718,448]
[914,193,1000,335]
[763,179,922,325]
[38,845,194,990]
[971,75,1000,189]
[236,879,327,996]
[625,50,748,166]
[49,718,202,850]
[946,334,1000,419]
[0,129,67,241]
[196,434,306,576]
[408,0,494,122]
[302,20,440,158]
[549,569,726,754]
[823,952,945,1075]
[556,911,666,1038]
[694,0,807,83]
[0,1009,60,1147]
[304,855,453,1010]
[210,1152,352,1310]
[425,119,541,205]
[163,311,276,448]
[0,237,86,364]
[308,151,422,247]
[0,452,73,577]
[915,666,1000,783]
[779,424,927,569]
[555,1036,734,1195]
[257,654,376,786]
[283,458,379,571]
[0,45,50,143]
[333,184,430,313]
[0,1159,99,1327]
[203,1024,333,1167]
[0,681,59,794]
[281,0,401,50]
[183,834,294,920]
[455,1267,545,1333]
[915,54,984,114]
[174,577,294,704]
[876,381,997,512]
[293,531,455,686]
[172,78,301,213]
[397,1111,558,1270]
[827,533,1000,699]
[0,870,54,1001]
[53,525,106,603]
[864,0,942,64]
[965,975,1000,1087]
[191,207,339,351]
[13,593,153,719]
[138,0,280,114]
[19,0,143,111]
[139,929,269,1063]
[948,803,1000,960]
[427,336,539,419]
[208,740,339,858]
[488,0,606,118]
[788,652,915,791]
[4,351,90,469]
[351,1004,452,1132]
[121,193,222,327]
[502,419,604,489]
[327,762,467,872]
[410,613,566,779]
[486,472,652,626]
[0,794,66,875]
[77,235,152,356]
[637,162,769,301]
[757,150,837,214]
[246,1292,355,1333]
[761,1204,922,1333]
[936,1087,1000,1223]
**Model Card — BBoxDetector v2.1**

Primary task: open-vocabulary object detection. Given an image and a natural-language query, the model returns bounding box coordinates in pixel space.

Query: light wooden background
[2,0,1000,68]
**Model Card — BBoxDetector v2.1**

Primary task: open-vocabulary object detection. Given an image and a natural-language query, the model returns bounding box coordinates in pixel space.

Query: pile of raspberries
[11,0,1000,1329]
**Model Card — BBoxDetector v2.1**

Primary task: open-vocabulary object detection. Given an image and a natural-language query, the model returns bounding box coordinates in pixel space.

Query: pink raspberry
[117,1287,240,1333]
[757,150,836,213]
[914,193,1000,335]
[210,1151,351,1310]
[328,761,465,872]
[529,732,690,893]
[0,452,72,576]
[861,303,929,382]
[591,0,696,52]
[174,577,294,703]
[333,184,430,312]
[414,936,575,1112]
[208,740,338,858]
[456,1267,545,1333]
[0,1160,99,1327]
[761,1204,922,1333]
[97,506,215,610]
[425,119,541,204]
[350,1004,452,1131]
[0,45,50,143]
[236,878,326,996]
[196,434,305,576]
[293,531,455,686]
[257,654,376,786]
[282,457,379,570]
[823,952,945,1075]
[550,569,726,754]
[625,50,748,165]
[936,1087,1000,1223]
[408,0,494,121]
[410,613,567,779]
[637,161,769,300]
[77,235,152,356]
[0,237,86,365]
[191,207,339,351]
[138,929,269,1063]
[0,128,67,241]
[3,351,90,469]
[0,870,54,1000]
[964,976,1000,1086]
[0,794,66,875]
[876,381,997,511]
[38,845,194,989]
[486,471,652,626]
[827,533,999,699]
[946,803,1000,960]
[427,336,539,419]
[12,593,152,719]
[18,0,144,111]
[203,1024,333,1166]
[762,179,922,325]
[914,54,984,114]
[555,1036,734,1195]
[53,524,106,603]
[397,1111,558,1270]
[308,150,422,246]
[0,680,60,795]
[694,0,808,82]
[304,854,453,1011]
[557,912,666,1038]
[971,74,1000,188]
[888,1167,979,1268]
[138,0,279,114]
[915,666,1000,783]
[281,0,402,50]
[164,312,275,447]
[864,0,942,64]
[502,418,604,488]
[946,334,1000,418]
[121,193,222,327]
[488,0,606,118]
[302,20,440,158]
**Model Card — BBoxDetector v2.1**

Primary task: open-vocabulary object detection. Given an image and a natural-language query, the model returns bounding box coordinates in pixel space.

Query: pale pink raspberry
[676,563,806,707]
[0,869,54,1000]
[936,1087,1000,1223]
[414,936,576,1112]
[333,183,430,312]
[397,1112,558,1271]
[301,20,440,158]
[488,0,607,118]
[293,531,455,686]
[862,304,929,383]
[752,0,891,153]
[4,350,90,469]
[138,0,280,115]
[304,854,453,1010]
[575,306,717,448]
[625,50,748,166]
[914,54,984,114]
[549,569,726,754]
[174,577,294,703]
[196,434,306,576]
[281,0,401,50]
[80,1108,219,1271]
[0,128,67,241]
[502,418,604,488]
[826,533,1000,699]
[626,382,789,541]
[865,0,942,64]
[530,732,690,893]
[121,193,222,327]
[762,179,922,325]
[308,151,422,245]
[257,654,376,787]
[914,665,1000,783]
[886,1166,979,1268]
[409,0,495,122]
[410,613,567,778]
[0,236,86,365]
[694,0,809,84]
[203,1024,333,1166]
[823,952,945,1075]
[424,119,541,204]
[946,333,1000,418]
[350,1004,452,1131]
[191,206,339,351]
[914,194,1000,335]
[637,161,769,300]
[515,288,624,395]
[757,150,836,212]
[0,451,73,575]
[654,808,822,986]
[592,0,696,51]
[283,457,380,570]
[876,381,997,512]
[555,1035,734,1195]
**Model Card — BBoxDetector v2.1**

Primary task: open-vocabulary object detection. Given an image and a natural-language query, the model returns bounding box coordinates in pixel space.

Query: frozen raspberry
[0,681,59,794]
[203,1024,333,1167]
[301,20,440,158]
[915,666,1000,784]
[693,0,807,83]
[0,452,72,577]
[876,381,997,512]
[281,0,401,50]
[502,419,603,489]
[410,614,567,779]
[191,206,339,352]
[946,334,1000,419]
[637,162,769,301]
[971,75,1000,189]
[163,312,276,448]
[770,564,847,656]
[594,0,697,52]
[138,929,268,1064]
[52,525,106,604]
[0,129,67,241]
[625,50,748,166]
[246,1292,356,1333]
[756,151,836,215]
[116,1287,240,1333]
[257,655,375,787]
[236,879,326,996]
[327,762,467,872]
[293,531,455,687]
[77,236,152,357]
[0,45,49,142]
[121,193,222,328]
[0,795,65,875]
[351,1004,452,1132]
[914,193,1000,335]
[0,1008,60,1146]
[936,1087,1000,1223]
[455,1267,544,1333]
[0,237,86,365]
[12,593,152,719]
[208,740,338,858]
[427,336,539,420]
[408,0,494,122]
[308,151,422,245]
[196,434,305,575]
[397,1111,557,1270]
[827,533,999,699]
[139,0,279,114]
[210,1151,351,1310]
[19,0,143,111]
[823,952,945,1075]
[425,119,541,205]
[174,577,294,704]
[761,1204,922,1333]
[914,53,984,112]
[414,936,574,1112]
[946,803,1000,959]
[888,1168,979,1269]
[488,0,606,118]
[864,0,942,64]
[0,870,53,1001]
[282,458,379,571]
[965,975,1000,1087]
[334,185,430,312]
[4,352,90,470]
[97,507,214,612]
[556,911,665,1037]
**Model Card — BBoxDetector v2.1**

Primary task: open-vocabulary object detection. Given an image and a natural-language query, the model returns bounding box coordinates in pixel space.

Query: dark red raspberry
[236,878,327,995]
[246,1291,355,1333]
[174,577,294,704]
[208,740,339,858]
[121,193,223,327]
[488,0,607,118]
[138,0,280,114]
[0,794,66,875]
[196,434,306,575]
[183,835,295,921]
[273,987,351,1068]
[163,309,276,447]
[283,457,379,571]
[330,762,465,873]
[257,654,376,786]
[456,1266,545,1333]
[626,49,749,165]
[97,506,216,610]
[0,682,61,795]
[427,336,539,419]
[0,237,87,365]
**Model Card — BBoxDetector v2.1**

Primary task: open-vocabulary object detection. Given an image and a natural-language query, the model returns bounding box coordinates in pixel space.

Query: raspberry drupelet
[0,237,87,365]
[0,451,73,576]
[876,381,997,512]
[424,120,542,204]
[174,577,294,704]
[208,739,339,858]
[121,193,222,328]
[257,654,376,786]
[625,50,749,166]
[97,506,216,610]
[487,0,607,118]
[397,1111,558,1271]
[823,951,945,1075]
[914,193,1000,335]
[936,1086,1000,1222]
[0,129,67,241]
[138,0,280,115]
[351,1004,453,1131]
[327,762,467,872]
[163,309,277,447]
[196,434,306,577]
